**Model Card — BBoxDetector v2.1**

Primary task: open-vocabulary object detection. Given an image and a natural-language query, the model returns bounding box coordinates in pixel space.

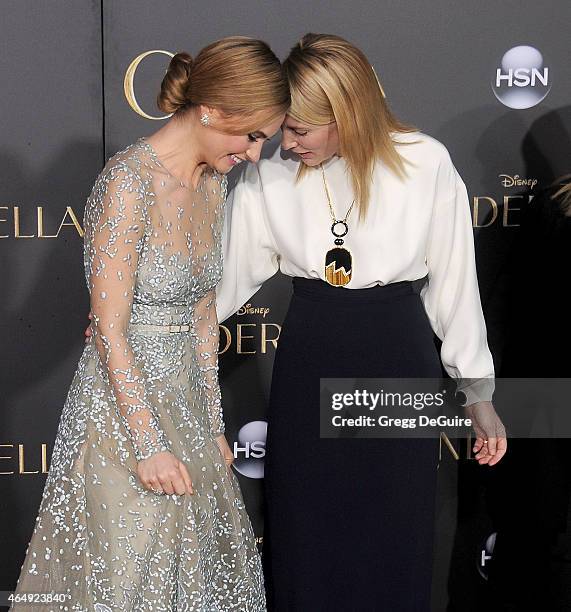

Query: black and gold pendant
[325,247,352,286]
[325,220,352,286]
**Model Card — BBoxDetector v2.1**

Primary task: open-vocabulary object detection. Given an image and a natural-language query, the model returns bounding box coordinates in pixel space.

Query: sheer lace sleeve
[193,289,224,437]
[85,164,170,461]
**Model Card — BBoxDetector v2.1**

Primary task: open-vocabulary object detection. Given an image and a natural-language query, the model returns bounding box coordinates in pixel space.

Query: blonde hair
[552,175,571,216]
[157,36,290,133]
[284,33,415,220]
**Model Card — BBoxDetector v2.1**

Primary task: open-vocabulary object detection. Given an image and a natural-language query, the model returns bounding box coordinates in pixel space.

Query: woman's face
[280,115,339,166]
[205,109,285,174]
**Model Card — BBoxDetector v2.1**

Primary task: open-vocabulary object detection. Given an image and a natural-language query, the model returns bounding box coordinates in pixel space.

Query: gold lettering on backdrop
[218,325,232,355]
[14,206,35,238]
[54,206,84,237]
[0,444,50,475]
[19,446,39,473]
[0,445,14,474]
[236,324,256,355]
[0,444,49,475]
[261,323,281,353]
[470,173,538,228]
[0,206,8,238]
[124,50,174,120]
[439,433,479,461]
[472,195,537,228]
[439,433,460,461]
[218,323,282,355]
[0,206,84,238]
[37,206,57,238]
[472,197,498,228]
[503,195,523,227]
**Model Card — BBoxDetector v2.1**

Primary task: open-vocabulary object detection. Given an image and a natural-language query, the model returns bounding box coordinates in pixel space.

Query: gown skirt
[262,277,442,612]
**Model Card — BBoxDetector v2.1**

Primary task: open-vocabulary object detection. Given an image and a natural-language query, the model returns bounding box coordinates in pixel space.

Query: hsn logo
[232,421,267,479]
[492,46,551,109]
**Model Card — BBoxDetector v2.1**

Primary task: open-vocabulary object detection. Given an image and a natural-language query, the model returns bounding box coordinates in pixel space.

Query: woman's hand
[85,312,93,343]
[465,401,507,466]
[214,434,234,471]
[137,451,194,496]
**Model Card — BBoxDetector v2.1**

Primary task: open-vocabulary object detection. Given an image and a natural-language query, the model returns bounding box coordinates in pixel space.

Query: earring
[200,113,210,127]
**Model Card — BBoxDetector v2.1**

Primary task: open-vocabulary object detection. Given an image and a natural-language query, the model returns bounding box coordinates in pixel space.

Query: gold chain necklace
[320,162,354,287]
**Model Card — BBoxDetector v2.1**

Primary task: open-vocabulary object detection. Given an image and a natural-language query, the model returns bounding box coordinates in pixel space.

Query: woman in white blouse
[216,33,506,610]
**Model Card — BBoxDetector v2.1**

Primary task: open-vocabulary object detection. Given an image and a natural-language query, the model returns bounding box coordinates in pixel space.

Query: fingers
[473,437,486,454]
[173,479,187,496]
[161,474,184,496]
[178,462,194,495]
[475,442,494,464]
[474,436,508,466]
[488,437,507,466]
[161,481,175,495]
[168,468,189,496]
[486,436,498,456]
[139,455,194,496]
[146,478,164,495]
[157,465,194,496]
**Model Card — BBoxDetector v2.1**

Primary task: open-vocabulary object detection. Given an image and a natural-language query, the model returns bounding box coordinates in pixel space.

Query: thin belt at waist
[128,323,192,334]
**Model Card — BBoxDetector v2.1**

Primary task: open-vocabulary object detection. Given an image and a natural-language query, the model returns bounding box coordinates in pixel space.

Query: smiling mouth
[228,154,243,165]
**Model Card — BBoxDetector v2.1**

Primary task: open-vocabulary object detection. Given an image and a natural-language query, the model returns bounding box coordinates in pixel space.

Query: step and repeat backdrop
[1,1,570,609]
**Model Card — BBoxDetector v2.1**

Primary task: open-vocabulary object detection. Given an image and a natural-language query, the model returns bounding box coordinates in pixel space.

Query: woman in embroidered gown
[11,37,288,611]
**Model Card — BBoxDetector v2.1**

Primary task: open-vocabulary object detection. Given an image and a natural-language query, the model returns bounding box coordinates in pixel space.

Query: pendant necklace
[320,162,355,287]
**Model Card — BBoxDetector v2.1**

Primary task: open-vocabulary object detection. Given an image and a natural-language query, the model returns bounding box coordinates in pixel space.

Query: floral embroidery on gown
[10,138,266,611]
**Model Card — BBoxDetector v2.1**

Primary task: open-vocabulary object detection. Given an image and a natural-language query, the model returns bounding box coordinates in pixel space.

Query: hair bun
[157,51,193,114]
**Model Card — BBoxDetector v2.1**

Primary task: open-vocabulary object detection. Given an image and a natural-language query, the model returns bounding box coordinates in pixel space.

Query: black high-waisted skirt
[263,277,442,612]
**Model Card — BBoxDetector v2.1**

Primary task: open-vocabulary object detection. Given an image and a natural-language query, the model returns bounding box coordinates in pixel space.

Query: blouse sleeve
[86,165,170,461]
[215,163,280,323]
[419,150,495,406]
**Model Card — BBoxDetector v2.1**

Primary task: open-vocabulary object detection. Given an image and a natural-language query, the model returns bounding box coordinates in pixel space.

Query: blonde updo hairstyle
[157,36,290,134]
[284,33,416,220]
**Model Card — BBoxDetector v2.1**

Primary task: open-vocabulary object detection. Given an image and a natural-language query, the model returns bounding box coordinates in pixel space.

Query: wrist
[456,377,495,407]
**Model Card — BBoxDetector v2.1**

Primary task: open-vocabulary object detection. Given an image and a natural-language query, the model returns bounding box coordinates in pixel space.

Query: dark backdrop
[2,1,570,609]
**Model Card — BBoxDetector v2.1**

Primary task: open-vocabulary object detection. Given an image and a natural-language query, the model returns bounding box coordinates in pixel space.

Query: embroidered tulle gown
[10,138,266,611]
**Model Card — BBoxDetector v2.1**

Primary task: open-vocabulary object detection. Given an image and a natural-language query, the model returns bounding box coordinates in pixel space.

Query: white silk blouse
[215,131,495,404]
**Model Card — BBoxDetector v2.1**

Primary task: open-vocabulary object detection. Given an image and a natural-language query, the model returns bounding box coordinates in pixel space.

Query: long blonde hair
[284,33,415,220]
[157,36,290,133]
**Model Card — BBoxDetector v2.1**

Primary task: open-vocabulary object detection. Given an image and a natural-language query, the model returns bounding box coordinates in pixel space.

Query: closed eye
[248,130,270,142]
